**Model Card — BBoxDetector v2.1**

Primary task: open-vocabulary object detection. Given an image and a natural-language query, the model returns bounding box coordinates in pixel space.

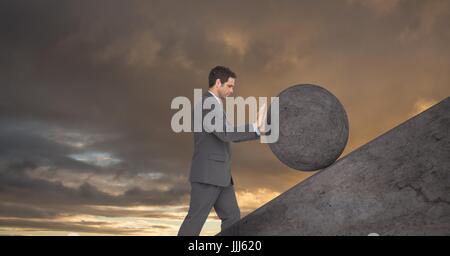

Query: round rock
[268,84,349,171]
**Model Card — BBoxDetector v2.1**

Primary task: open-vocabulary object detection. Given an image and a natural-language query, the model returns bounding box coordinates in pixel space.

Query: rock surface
[220,97,450,235]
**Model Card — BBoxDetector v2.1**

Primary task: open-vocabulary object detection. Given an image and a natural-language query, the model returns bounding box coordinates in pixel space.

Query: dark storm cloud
[0,202,62,219]
[1,0,449,234]
[0,121,122,177]
[0,158,189,207]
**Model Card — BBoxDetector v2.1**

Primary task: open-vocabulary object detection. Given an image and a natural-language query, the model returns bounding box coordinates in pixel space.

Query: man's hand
[256,102,268,133]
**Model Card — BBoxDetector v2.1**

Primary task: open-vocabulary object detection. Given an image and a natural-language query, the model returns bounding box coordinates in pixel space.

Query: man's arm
[203,107,259,143]
[211,122,260,143]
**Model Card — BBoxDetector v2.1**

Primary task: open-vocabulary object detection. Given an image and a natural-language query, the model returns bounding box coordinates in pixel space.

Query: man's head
[208,66,236,99]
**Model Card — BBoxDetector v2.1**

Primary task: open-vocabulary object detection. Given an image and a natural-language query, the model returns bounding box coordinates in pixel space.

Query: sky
[0,0,449,236]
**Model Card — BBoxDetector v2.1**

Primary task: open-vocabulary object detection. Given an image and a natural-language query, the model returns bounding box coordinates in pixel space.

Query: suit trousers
[178,182,240,236]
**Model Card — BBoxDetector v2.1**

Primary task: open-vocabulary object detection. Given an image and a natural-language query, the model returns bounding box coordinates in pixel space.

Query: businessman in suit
[178,66,267,236]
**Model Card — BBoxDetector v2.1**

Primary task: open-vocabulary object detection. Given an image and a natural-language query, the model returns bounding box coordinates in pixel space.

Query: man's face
[217,77,235,99]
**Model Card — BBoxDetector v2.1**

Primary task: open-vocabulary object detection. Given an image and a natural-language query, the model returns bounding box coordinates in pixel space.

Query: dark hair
[208,66,236,87]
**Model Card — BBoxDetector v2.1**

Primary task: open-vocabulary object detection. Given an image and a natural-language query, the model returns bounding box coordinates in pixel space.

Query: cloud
[0,203,63,219]
[0,218,164,235]
[0,159,189,207]
[95,30,162,68]
[346,0,402,15]
[236,188,281,216]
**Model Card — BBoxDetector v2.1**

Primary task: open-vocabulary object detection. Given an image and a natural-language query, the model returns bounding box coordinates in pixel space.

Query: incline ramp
[220,97,450,235]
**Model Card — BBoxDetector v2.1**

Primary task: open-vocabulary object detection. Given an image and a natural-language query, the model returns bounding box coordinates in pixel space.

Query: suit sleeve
[203,107,260,143]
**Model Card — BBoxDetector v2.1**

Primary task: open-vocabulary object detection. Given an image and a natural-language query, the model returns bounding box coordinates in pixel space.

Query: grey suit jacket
[189,92,260,187]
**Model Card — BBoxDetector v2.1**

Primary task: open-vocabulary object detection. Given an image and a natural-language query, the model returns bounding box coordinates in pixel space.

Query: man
[178,66,266,236]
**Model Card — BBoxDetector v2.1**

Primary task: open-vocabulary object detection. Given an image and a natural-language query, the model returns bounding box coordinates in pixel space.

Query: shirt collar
[208,90,222,105]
